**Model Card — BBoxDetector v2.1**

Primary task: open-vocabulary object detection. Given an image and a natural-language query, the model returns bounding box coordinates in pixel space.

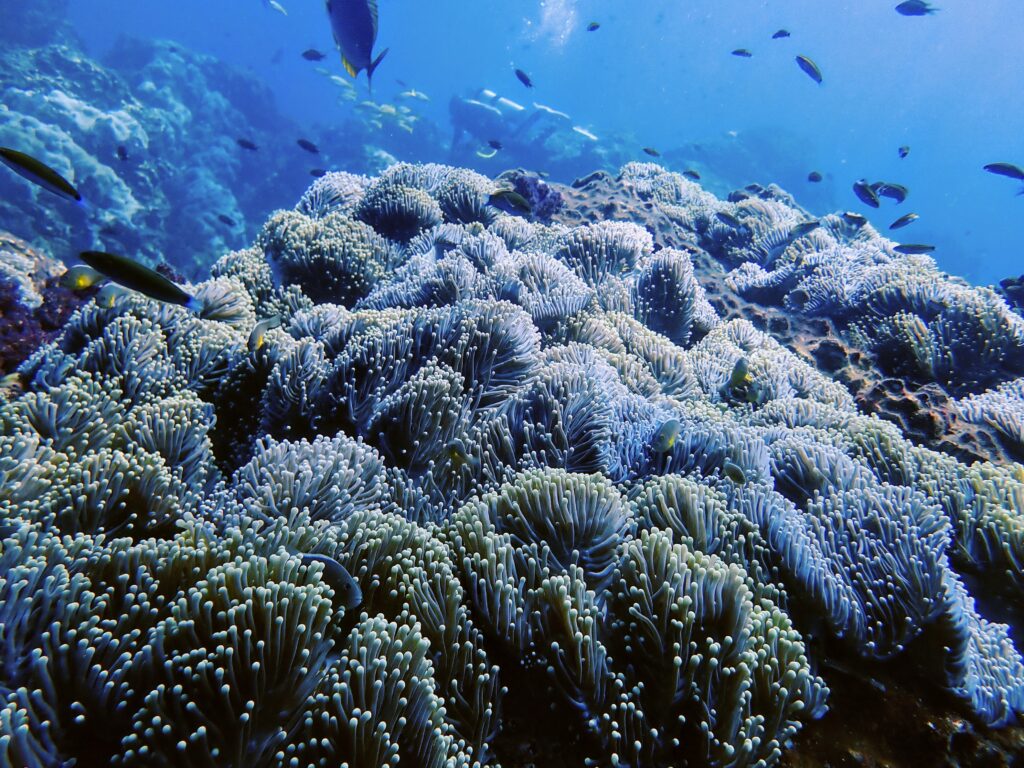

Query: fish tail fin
[366,48,389,92]
[185,295,204,314]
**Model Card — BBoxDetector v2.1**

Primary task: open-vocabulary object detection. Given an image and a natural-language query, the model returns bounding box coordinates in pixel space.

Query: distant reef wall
[0,27,306,278]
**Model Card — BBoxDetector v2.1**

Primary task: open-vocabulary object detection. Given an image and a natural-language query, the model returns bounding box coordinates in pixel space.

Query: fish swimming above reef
[488,188,532,217]
[651,419,682,453]
[302,48,327,61]
[310,168,327,177]
[0,147,83,204]
[889,212,919,230]
[78,251,202,311]
[984,163,1024,194]
[95,283,131,308]
[732,49,753,58]
[772,29,791,39]
[791,219,820,238]
[248,315,282,353]
[894,243,935,254]
[587,21,601,32]
[795,55,822,84]
[642,147,660,157]
[61,265,106,291]
[853,179,880,208]
[300,553,362,610]
[236,138,259,151]
[873,182,908,203]
[217,214,236,227]
[297,138,320,154]
[716,211,744,228]
[399,89,430,101]
[514,68,534,88]
[842,211,868,226]
[488,139,503,150]
[116,145,129,161]
[683,169,701,181]
[896,0,939,16]
[572,126,599,141]
[262,0,288,15]
[325,0,389,89]
[808,171,823,182]
[899,145,911,158]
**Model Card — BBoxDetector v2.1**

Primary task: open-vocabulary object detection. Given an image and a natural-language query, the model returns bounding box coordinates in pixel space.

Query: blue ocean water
[65,0,1024,284]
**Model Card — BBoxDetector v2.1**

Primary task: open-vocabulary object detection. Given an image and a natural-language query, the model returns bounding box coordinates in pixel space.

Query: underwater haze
[3,1,1024,767]
[64,0,1024,284]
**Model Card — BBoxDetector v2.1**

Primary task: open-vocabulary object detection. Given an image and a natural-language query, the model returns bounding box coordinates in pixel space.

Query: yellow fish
[61,264,106,291]
[652,419,682,453]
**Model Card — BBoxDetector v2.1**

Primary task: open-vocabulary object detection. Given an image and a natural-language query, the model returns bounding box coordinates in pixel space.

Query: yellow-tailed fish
[60,265,106,291]
[248,315,283,353]
[325,0,389,90]
[652,418,682,453]
[730,357,752,389]
[78,251,201,311]
[95,283,132,308]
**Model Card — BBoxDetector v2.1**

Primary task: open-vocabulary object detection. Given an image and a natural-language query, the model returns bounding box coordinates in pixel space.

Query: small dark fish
[300,553,362,610]
[642,147,660,157]
[514,68,534,88]
[896,0,938,16]
[236,138,259,151]
[310,168,327,177]
[873,182,908,203]
[772,29,791,39]
[853,179,880,208]
[683,169,701,181]
[842,211,868,226]
[297,138,320,154]
[302,48,326,61]
[78,251,201,311]
[586,21,600,32]
[0,147,83,203]
[894,243,935,254]
[791,220,820,238]
[116,145,129,161]
[898,145,910,159]
[984,163,1024,181]
[722,460,748,484]
[795,55,822,84]
[716,211,743,228]
[489,188,532,217]
[652,419,682,453]
[889,212,919,230]
[732,48,753,58]
[217,214,236,227]
[488,139,503,150]
[745,183,765,193]
[807,171,823,182]
[248,315,282,353]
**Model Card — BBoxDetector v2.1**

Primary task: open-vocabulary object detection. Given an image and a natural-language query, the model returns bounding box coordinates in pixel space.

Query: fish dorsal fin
[342,57,357,78]
[367,0,379,36]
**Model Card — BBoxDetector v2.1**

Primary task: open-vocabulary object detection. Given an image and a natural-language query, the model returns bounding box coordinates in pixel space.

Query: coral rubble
[1,162,1023,767]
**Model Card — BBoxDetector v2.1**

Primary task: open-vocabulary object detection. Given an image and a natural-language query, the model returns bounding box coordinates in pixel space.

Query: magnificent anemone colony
[1,162,1022,767]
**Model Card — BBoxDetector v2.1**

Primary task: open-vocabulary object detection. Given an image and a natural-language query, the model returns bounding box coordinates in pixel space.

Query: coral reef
[1,162,1023,768]
[0,31,307,279]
